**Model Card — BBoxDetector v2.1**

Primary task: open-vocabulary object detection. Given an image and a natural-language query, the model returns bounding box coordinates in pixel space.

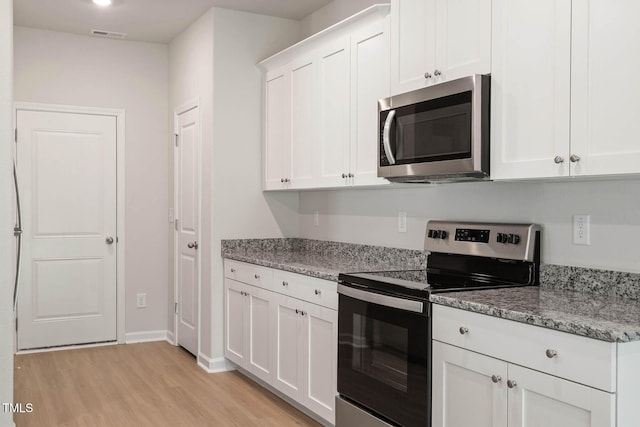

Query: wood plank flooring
[13,342,321,427]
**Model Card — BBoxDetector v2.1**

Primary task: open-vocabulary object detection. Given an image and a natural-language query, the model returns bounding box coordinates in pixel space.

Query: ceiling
[14,0,333,43]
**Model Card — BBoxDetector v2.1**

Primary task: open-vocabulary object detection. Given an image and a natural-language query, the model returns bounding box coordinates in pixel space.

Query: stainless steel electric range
[336,220,541,427]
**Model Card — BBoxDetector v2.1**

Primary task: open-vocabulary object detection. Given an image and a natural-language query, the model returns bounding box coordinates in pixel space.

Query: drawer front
[224,260,273,290]
[432,305,616,392]
[273,270,338,310]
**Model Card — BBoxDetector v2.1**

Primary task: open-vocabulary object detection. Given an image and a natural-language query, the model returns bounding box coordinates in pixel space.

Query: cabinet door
[264,65,291,190]
[224,279,247,367]
[317,36,352,188]
[432,341,508,427]
[302,302,338,425]
[507,364,615,427]
[491,0,572,179]
[390,0,436,94]
[273,293,304,401]
[571,0,640,176]
[350,18,391,187]
[434,0,491,82]
[246,287,274,384]
[290,54,317,189]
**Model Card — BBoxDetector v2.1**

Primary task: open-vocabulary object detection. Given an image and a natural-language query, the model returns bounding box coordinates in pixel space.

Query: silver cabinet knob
[546,349,558,358]
[314,289,321,296]
[491,375,502,384]
[570,154,581,163]
[459,327,469,335]
[424,72,432,79]
[282,281,288,287]
[105,236,114,245]
[507,380,517,389]
[281,178,285,183]
[281,178,290,183]
[254,274,260,279]
[187,241,198,249]
[348,173,354,178]
[295,309,299,314]
[554,156,564,164]
[342,173,347,178]
[230,268,236,273]
[434,69,442,76]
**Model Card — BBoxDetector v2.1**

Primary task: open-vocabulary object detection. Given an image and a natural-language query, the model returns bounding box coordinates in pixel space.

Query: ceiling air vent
[91,29,127,39]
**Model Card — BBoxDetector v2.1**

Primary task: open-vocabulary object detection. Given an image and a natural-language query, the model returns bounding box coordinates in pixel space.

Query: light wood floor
[13,342,321,427]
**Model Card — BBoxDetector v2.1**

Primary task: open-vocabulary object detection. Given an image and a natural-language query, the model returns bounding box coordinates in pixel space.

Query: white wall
[299,178,640,273]
[0,1,13,425]
[169,8,300,366]
[299,0,381,37]
[13,27,170,335]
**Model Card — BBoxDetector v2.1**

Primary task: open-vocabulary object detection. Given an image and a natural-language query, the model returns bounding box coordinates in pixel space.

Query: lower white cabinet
[432,341,614,427]
[224,260,338,425]
[431,304,640,427]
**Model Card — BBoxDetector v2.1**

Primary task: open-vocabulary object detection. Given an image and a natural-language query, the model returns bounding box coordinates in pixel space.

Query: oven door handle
[382,110,396,165]
[338,284,424,313]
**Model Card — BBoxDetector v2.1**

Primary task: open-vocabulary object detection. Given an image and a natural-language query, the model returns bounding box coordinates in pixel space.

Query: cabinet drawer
[273,270,338,310]
[224,260,273,290]
[432,305,617,392]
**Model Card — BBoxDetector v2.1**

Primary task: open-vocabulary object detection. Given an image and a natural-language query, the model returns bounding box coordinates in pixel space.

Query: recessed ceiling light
[92,0,112,6]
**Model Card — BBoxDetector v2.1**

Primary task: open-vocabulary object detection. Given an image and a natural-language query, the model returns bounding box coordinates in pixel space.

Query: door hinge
[174,218,179,231]
[14,128,17,143]
[174,133,179,147]
[174,302,178,314]
[15,318,18,331]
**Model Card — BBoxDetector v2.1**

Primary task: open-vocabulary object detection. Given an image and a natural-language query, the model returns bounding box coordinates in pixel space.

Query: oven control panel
[424,220,540,262]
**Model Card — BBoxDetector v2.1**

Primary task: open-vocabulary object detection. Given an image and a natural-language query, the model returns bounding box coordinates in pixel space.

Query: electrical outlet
[313,211,320,227]
[573,214,590,245]
[398,212,407,233]
[136,293,147,308]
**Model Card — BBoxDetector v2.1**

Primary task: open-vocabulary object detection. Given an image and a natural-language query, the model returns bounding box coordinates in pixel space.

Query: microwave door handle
[383,110,396,165]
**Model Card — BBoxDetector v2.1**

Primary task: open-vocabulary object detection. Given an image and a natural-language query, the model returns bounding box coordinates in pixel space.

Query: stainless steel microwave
[378,74,490,183]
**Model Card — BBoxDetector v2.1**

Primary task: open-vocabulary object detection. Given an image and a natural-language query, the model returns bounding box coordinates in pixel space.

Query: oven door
[337,284,430,427]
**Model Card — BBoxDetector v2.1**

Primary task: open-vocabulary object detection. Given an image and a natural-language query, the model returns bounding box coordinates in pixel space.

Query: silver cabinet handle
[459,327,469,335]
[314,289,321,296]
[546,349,558,358]
[424,72,432,79]
[570,154,581,163]
[382,110,397,165]
[507,380,517,389]
[105,236,114,245]
[230,268,236,273]
[187,241,198,249]
[434,69,442,76]
[554,156,564,164]
[491,375,502,384]
[282,281,288,287]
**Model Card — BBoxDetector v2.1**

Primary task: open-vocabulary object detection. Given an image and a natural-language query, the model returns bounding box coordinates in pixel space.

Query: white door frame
[14,102,126,345]
[173,99,201,357]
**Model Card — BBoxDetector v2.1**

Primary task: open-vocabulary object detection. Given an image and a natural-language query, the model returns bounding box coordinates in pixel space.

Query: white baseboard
[166,330,176,345]
[124,330,168,344]
[197,353,236,373]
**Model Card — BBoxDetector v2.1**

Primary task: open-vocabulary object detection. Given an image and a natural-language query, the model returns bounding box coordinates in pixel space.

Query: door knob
[187,241,198,250]
[105,236,114,245]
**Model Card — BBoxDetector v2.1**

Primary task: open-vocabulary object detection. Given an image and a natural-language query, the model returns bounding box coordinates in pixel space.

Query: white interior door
[16,109,117,350]
[175,106,199,356]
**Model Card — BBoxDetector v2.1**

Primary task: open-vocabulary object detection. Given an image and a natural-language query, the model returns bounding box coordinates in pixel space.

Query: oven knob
[512,234,520,244]
[496,233,507,243]
[428,230,434,238]
[439,230,448,239]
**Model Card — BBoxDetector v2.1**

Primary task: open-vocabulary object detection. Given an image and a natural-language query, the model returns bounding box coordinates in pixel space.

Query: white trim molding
[166,330,176,345]
[13,102,127,346]
[197,353,236,373]
[124,330,168,344]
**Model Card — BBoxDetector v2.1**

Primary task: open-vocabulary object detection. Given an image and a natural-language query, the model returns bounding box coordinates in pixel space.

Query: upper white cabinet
[390,0,491,95]
[261,5,390,190]
[492,0,640,179]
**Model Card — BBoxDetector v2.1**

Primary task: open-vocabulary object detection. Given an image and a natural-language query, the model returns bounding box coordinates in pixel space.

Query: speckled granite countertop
[221,238,427,281]
[431,287,640,343]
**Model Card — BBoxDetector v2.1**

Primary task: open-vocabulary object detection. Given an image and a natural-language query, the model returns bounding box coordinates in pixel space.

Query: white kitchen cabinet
[224,278,275,384]
[390,0,491,95]
[432,304,640,427]
[261,5,390,190]
[492,0,640,180]
[433,341,615,427]
[224,260,338,425]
